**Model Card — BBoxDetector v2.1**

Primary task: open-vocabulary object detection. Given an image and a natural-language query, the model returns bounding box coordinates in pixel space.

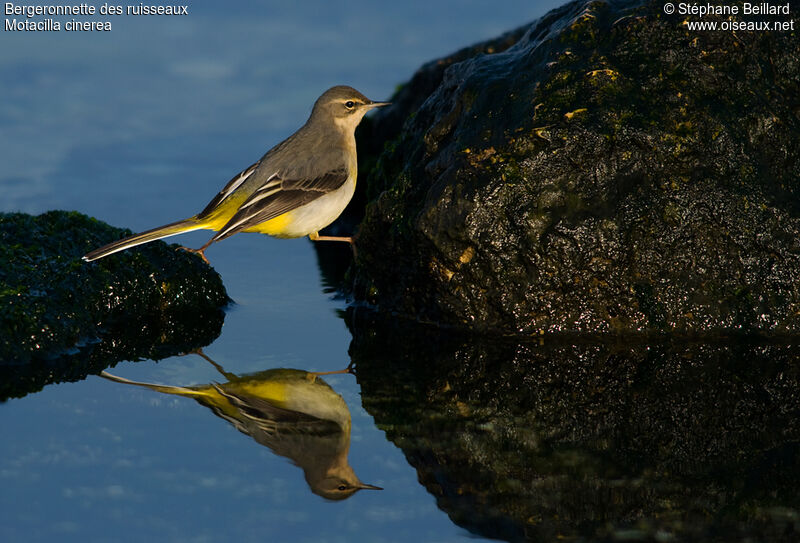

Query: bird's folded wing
[197,161,260,218]
[211,167,349,241]
[212,384,342,435]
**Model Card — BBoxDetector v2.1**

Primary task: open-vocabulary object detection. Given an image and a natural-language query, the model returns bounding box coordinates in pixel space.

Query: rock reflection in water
[349,312,800,542]
[102,352,381,500]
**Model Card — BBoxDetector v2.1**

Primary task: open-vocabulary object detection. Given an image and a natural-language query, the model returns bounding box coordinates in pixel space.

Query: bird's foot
[177,246,210,265]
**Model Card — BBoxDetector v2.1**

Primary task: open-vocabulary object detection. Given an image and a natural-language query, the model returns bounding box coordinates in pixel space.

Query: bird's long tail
[99,371,208,398]
[82,218,207,262]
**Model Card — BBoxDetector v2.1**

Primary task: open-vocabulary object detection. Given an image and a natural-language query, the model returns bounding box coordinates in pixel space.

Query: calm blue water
[0,1,564,542]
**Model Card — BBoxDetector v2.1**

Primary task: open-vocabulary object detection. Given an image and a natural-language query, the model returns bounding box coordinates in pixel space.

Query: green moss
[0,211,229,400]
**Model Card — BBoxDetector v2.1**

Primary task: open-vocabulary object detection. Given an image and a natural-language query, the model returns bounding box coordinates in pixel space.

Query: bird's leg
[308,231,357,257]
[176,348,237,380]
[195,350,238,381]
[308,367,354,377]
[308,361,356,380]
[308,231,353,244]
[306,366,354,383]
[177,237,214,264]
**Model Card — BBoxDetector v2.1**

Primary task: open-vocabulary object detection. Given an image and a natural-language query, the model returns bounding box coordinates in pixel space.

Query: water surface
[3,1,798,542]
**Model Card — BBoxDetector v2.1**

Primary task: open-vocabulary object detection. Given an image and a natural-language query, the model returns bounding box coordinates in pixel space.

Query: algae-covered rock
[0,211,229,399]
[349,310,800,542]
[348,0,800,335]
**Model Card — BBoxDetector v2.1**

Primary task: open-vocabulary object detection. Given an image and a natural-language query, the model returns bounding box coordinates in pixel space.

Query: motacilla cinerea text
[83,86,389,264]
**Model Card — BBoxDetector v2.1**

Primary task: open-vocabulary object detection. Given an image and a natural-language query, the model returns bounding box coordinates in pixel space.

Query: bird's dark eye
[338,485,347,491]
[344,101,355,109]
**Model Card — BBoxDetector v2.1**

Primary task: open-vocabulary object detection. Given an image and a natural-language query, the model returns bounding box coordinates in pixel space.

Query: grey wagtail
[101,353,382,500]
[83,86,389,264]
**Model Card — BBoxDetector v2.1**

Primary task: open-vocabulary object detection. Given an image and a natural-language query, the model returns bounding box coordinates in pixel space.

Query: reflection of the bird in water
[101,352,381,500]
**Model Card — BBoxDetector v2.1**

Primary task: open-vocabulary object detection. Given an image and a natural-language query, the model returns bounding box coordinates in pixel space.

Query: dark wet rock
[348,309,800,542]
[0,211,228,399]
[344,0,800,335]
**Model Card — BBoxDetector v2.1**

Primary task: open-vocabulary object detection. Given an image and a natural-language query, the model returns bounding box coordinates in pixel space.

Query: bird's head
[311,472,383,501]
[311,85,390,133]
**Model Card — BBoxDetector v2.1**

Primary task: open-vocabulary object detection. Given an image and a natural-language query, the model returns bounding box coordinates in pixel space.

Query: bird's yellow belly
[243,213,293,237]
[237,380,290,406]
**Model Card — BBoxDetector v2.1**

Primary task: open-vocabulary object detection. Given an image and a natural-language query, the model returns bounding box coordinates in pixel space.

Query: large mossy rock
[349,0,800,335]
[348,310,800,542]
[0,211,229,399]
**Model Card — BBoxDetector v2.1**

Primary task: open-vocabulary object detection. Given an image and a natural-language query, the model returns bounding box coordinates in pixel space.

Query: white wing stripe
[241,188,280,208]
[255,173,281,192]
[217,214,256,239]
[215,172,281,239]
[219,164,258,202]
